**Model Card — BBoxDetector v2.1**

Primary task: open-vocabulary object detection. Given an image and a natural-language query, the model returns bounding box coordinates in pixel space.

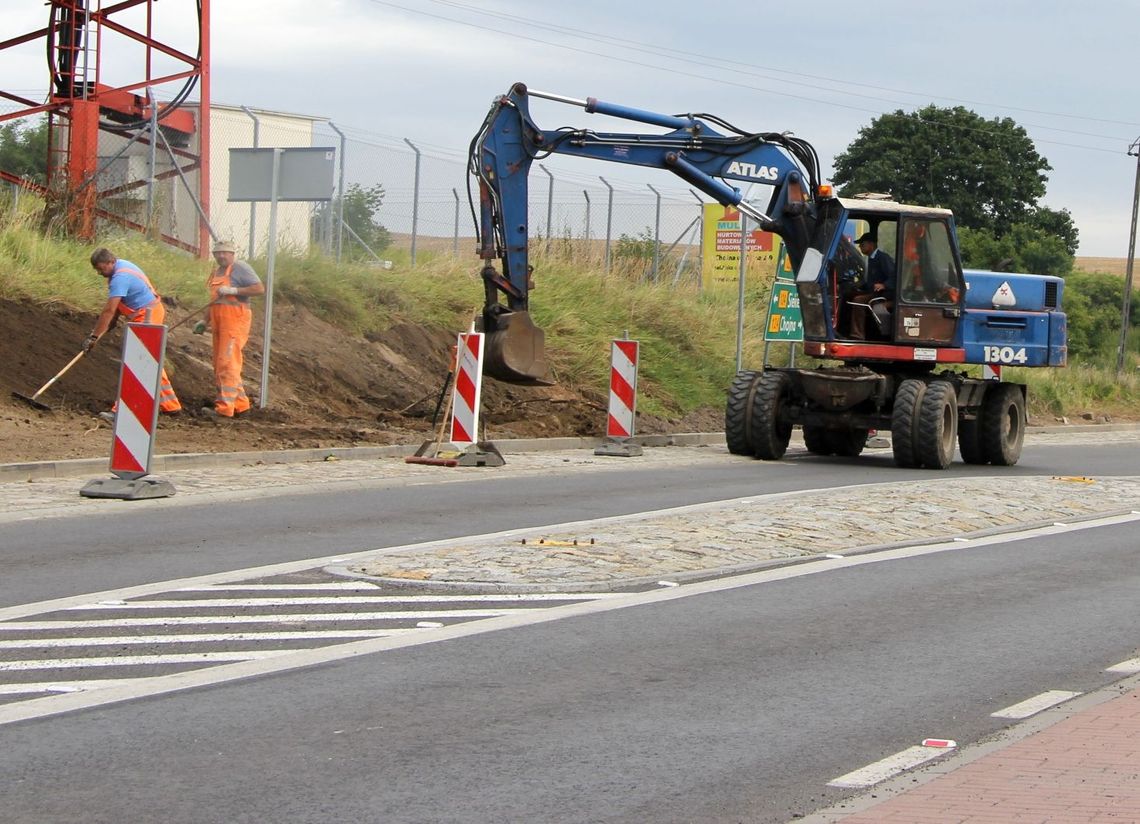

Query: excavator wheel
[750,371,794,460]
[827,427,869,457]
[802,425,833,456]
[916,380,958,469]
[958,415,985,464]
[891,378,926,468]
[481,311,553,385]
[979,383,1025,466]
[725,370,760,455]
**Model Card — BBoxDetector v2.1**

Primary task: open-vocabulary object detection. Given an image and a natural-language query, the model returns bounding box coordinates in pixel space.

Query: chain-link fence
[4,99,725,282]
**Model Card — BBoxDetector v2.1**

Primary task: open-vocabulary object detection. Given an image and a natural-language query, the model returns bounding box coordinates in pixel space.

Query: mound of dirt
[0,298,720,465]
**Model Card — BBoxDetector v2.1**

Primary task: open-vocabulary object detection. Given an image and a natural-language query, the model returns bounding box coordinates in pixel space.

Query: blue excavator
[469,82,1067,469]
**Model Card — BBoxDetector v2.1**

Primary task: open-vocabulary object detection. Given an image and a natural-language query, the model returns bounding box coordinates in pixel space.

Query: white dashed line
[827,745,950,788]
[1106,657,1140,674]
[991,690,1081,719]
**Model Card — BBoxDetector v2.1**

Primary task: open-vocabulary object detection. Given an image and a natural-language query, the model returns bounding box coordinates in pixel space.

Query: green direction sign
[765,280,803,342]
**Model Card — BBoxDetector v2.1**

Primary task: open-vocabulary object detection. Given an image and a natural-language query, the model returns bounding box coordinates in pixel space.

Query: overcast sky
[6,0,1140,257]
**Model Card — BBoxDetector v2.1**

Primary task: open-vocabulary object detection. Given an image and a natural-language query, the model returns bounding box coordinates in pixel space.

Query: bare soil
[0,298,722,465]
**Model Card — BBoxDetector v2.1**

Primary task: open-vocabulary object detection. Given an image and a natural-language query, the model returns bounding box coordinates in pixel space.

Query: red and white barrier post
[444,328,505,467]
[595,338,643,457]
[80,322,176,499]
[449,330,484,449]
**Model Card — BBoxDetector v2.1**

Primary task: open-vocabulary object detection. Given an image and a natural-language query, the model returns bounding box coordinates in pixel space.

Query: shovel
[12,347,92,411]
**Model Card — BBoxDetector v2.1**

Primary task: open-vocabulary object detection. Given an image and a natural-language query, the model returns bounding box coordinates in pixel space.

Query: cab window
[898,219,964,304]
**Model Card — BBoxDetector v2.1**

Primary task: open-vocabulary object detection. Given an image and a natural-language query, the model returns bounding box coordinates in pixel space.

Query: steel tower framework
[0,1,210,254]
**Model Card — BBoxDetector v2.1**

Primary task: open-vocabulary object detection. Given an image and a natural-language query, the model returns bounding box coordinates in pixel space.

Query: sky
[5,0,1140,257]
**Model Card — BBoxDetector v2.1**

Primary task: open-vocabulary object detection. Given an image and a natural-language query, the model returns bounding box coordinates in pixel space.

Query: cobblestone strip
[349,476,1140,588]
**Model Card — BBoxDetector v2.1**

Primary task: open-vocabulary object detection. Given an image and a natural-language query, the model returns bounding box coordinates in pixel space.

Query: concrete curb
[0,423,1132,483]
[0,432,728,482]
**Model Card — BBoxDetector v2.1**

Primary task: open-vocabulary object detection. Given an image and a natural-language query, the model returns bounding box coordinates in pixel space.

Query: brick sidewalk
[831,687,1140,823]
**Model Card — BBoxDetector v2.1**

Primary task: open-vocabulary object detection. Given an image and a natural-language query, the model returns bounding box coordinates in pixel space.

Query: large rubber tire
[891,378,926,468]
[827,428,869,457]
[916,381,958,470]
[980,383,1026,466]
[725,370,760,456]
[958,416,985,464]
[751,371,794,460]
[802,424,833,455]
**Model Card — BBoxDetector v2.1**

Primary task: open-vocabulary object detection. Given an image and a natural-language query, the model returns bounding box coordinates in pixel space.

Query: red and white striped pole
[111,322,166,479]
[449,330,485,449]
[596,338,643,456]
[80,322,176,499]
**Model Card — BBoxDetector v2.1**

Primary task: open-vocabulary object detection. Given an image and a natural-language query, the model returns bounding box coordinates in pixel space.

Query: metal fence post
[145,88,158,231]
[540,165,554,254]
[648,184,661,282]
[1118,136,1140,377]
[453,187,461,255]
[403,138,421,266]
[691,189,704,290]
[240,105,260,256]
[600,176,614,272]
[329,121,347,262]
[583,189,591,258]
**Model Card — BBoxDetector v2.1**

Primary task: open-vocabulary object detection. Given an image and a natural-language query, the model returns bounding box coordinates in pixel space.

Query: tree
[313,182,391,258]
[0,118,48,184]
[832,106,1050,237]
[957,223,1072,278]
[1026,206,1079,258]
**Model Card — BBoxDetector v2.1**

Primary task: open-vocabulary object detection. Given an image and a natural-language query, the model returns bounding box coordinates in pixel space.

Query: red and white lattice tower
[606,339,640,440]
[110,323,167,479]
[449,331,485,448]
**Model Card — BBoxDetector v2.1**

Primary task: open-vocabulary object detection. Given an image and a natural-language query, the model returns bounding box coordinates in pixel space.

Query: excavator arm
[469,82,824,383]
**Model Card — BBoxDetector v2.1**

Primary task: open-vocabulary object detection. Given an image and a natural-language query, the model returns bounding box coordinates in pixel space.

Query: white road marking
[67,598,572,609]
[991,690,1082,719]
[0,651,292,670]
[0,612,527,630]
[177,582,382,591]
[0,630,399,648]
[168,590,616,601]
[1106,657,1140,674]
[0,680,140,695]
[1,511,1138,727]
[827,745,949,788]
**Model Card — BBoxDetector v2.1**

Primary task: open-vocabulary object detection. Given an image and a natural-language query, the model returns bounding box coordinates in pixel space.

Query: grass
[1,201,1137,422]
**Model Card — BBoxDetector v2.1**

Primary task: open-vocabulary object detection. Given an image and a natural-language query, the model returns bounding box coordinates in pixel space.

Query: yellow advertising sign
[701,203,778,290]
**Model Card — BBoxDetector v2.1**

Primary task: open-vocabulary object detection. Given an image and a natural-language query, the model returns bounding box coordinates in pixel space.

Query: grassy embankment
[1,207,1137,423]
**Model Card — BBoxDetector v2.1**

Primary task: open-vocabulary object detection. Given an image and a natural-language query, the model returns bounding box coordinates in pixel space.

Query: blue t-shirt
[107,259,156,311]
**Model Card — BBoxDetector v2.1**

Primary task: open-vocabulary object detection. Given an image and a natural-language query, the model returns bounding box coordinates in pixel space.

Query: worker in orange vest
[193,240,265,418]
[87,247,182,418]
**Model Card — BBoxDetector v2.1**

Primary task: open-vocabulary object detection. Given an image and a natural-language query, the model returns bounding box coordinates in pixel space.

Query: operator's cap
[212,240,236,253]
[854,232,876,244]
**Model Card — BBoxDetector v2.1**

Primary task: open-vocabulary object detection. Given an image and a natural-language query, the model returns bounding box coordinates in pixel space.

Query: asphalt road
[2,440,1138,608]
[0,439,1138,822]
[1,520,1137,823]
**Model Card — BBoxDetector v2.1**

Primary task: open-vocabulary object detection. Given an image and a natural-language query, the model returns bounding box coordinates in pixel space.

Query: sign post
[228,146,335,407]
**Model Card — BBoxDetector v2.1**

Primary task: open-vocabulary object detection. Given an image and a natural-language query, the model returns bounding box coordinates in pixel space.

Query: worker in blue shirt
[87,247,182,414]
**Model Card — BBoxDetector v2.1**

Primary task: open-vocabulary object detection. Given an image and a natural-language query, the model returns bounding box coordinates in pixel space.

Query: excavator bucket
[482,311,553,385]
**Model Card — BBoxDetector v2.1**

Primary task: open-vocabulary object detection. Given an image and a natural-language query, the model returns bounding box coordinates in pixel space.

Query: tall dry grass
[1,201,1136,421]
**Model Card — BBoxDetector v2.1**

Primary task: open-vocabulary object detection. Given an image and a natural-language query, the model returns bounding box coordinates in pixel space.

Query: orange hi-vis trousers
[117,300,182,413]
[207,301,253,417]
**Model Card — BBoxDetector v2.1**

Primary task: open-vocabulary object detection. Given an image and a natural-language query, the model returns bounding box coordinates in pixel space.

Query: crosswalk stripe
[175,587,612,600]
[1,610,532,630]
[71,597,590,608]
[0,651,293,670]
[0,630,402,648]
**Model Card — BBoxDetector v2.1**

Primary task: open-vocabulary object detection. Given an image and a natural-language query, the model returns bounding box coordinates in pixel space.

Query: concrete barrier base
[79,477,177,500]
